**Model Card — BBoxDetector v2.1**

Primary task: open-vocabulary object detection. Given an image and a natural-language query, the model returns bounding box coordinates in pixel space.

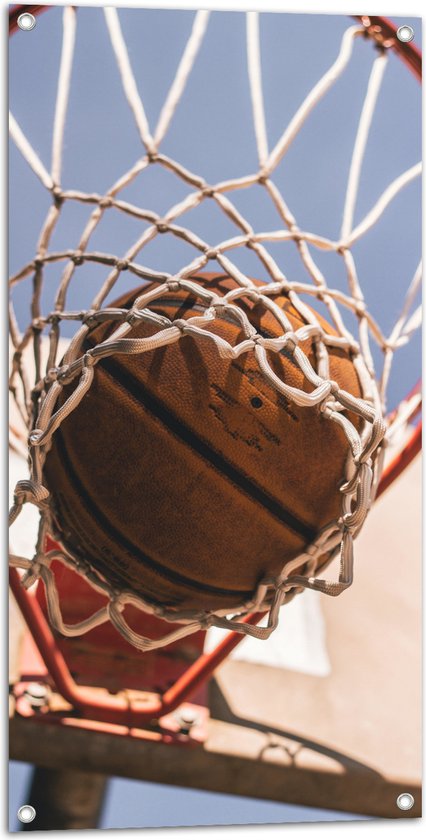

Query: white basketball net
[9,8,421,651]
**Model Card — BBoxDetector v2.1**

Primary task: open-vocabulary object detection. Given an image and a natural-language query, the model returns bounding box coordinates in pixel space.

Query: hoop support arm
[377,421,421,499]
[10,566,264,726]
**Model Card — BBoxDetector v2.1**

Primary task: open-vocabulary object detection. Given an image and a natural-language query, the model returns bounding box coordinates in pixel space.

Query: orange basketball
[43,273,361,613]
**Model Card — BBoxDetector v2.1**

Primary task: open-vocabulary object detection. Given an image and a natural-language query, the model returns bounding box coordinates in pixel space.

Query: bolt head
[24,682,49,708]
[175,706,199,728]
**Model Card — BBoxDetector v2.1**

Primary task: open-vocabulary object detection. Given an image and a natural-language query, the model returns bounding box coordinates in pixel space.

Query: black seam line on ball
[98,354,316,544]
[52,428,255,599]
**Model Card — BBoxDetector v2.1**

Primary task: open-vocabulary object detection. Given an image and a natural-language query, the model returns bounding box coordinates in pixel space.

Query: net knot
[210,301,226,316]
[28,429,44,446]
[83,310,98,326]
[14,478,49,506]
[353,451,373,468]
[277,577,293,593]
[257,169,270,185]
[21,561,45,589]
[204,247,218,260]
[46,311,62,326]
[99,196,113,209]
[33,256,44,269]
[319,402,334,418]
[110,593,126,611]
[44,366,61,383]
[201,184,215,198]
[166,277,181,292]
[126,308,140,326]
[31,317,44,332]
[328,380,341,397]
[58,365,74,383]
[199,614,215,630]
[354,300,367,317]
[83,351,95,368]
[284,332,299,351]
[52,185,64,207]
[243,287,261,303]
[71,250,84,266]
[156,220,169,234]
[277,279,291,295]
[115,258,129,271]
[173,318,188,334]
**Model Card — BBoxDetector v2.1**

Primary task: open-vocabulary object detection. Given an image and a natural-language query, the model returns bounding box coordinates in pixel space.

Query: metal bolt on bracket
[174,706,200,733]
[24,682,50,710]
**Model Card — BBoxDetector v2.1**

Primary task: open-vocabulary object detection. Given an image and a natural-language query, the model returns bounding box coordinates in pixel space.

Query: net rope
[9,8,421,651]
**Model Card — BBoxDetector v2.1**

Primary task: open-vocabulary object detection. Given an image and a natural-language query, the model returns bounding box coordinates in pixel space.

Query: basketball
[43,273,361,613]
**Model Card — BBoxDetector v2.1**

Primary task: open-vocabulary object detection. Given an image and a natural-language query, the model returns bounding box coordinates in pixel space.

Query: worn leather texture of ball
[43,273,361,612]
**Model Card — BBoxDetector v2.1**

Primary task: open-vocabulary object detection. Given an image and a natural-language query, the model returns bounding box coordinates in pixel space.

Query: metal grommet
[17,13,37,31]
[396,25,414,43]
[396,792,414,811]
[17,805,36,824]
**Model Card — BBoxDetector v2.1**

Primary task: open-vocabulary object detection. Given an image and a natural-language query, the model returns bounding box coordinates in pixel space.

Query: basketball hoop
[9,7,421,654]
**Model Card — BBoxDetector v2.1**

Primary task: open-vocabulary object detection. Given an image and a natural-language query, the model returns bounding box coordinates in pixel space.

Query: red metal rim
[352,15,421,80]
[10,565,265,727]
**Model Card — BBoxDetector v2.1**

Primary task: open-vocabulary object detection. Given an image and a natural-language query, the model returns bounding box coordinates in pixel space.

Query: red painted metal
[352,15,421,79]
[34,555,206,664]
[10,566,264,726]
[377,421,422,499]
[9,4,49,34]
[377,381,422,498]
